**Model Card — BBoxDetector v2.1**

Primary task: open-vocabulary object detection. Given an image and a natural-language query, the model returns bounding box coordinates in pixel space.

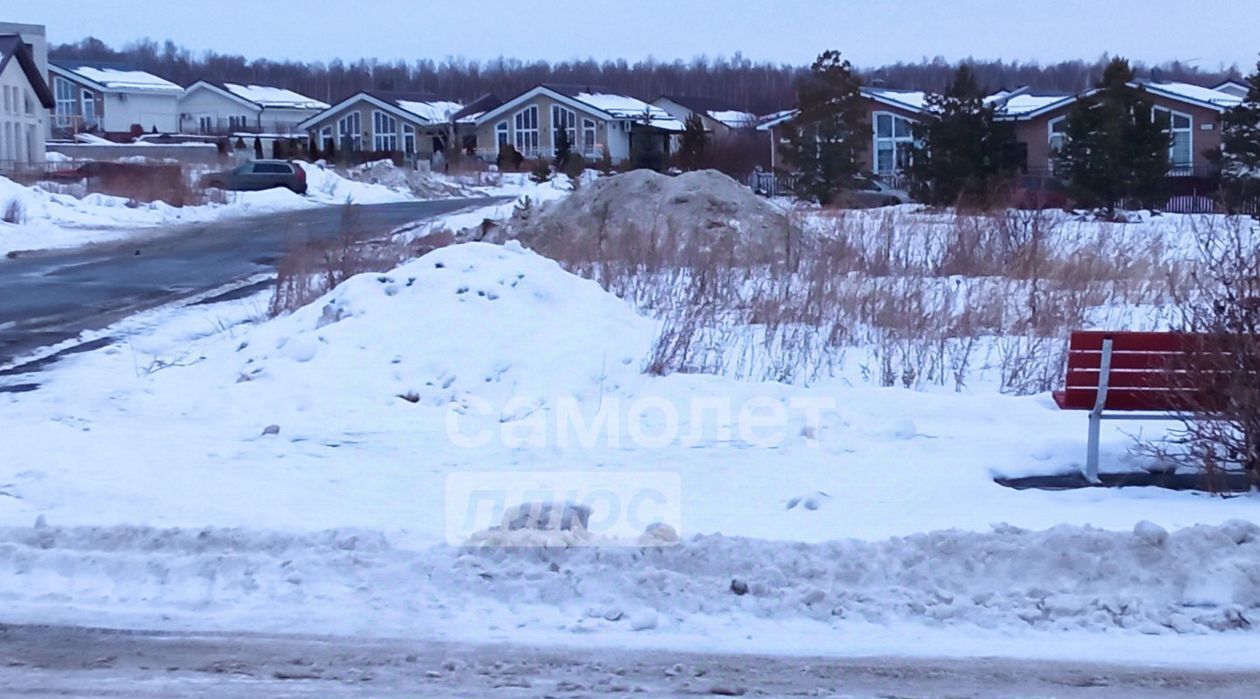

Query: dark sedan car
[199,160,307,194]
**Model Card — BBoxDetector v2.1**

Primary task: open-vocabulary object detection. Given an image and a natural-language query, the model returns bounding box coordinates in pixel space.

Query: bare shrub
[2,199,23,225]
[1139,216,1260,484]
[268,204,414,316]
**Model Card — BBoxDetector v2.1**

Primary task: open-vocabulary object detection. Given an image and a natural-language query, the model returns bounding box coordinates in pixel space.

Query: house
[49,60,183,138]
[651,95,757,137]
[297,91,468,159]
[1212,80,1251,99]
[757,87,926,183]
[993,81,1243,175]
[0,29,53,167]
[472,84,684,164]
[179,81,329,136]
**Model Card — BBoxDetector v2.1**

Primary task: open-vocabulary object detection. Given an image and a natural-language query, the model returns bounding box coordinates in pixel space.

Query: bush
[528,158,552,183]
[498,143,524,171]
[561,153,586,180]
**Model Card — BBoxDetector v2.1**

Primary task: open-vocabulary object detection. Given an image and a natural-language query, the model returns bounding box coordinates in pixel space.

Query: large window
[1153,106,1193,172]
[373,111,398,152]
[873,112,914,175]
[582,118,597,155]
[54,76,77,126]
[338,111,362,152]
[514,106,539,155]
[551,105,576,152]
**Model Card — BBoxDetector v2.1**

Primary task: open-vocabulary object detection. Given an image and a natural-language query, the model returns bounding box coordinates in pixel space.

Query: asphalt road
[2,623,1257,698]
[0,198,494,374]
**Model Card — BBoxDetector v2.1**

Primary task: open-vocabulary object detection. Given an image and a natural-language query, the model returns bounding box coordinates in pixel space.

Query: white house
[0,32,53,167]
[472,84,683,163]
[48,60,183,138]
[179,81,329,136]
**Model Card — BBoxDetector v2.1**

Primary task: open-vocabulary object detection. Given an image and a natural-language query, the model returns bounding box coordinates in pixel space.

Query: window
[320,126,334,152]
[582,118,597,154]
[228,115,249,130]
[873,112,914,175]
[403,124,416,154]
[198,116,212,133]
[495,121,509,147]
[551,105,576,152]
[373,110,398,152]
[54,76,78,126]
[1048,116,1067,154]
[81,90,96,126]
[253,162,294,174]
[1153,106,1193,171]
[338,111,362,152]
[2,86,10,114]
[513,106,539,155]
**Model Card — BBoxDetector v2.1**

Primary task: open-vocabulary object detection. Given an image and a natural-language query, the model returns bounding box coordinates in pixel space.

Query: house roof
[755,108,798,130]
[476,84,684,131]
[450,93,502,123]
[1212,80,1250,98]
[861,87,929,113]
[656,95,757,128]
[1132,80,1242,110]
[992,91,1075,119]
[223,83,328,110]
[51,60,183,94]
[0,35,53,108]
[295,90,466,131]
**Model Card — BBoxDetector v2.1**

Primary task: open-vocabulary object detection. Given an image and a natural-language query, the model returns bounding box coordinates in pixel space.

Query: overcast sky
[12,0,1260,70]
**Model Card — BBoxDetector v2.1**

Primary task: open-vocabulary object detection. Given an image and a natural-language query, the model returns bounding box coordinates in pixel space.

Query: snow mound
[236,241,655,409]
[509,169,791,263]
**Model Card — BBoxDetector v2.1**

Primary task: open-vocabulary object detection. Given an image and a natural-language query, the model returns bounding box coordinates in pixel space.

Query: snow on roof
[575,92,685,130]
[65,65,183,94]
[862,88,929,112]
[756,109,798,130]
[223,83,328,110]
[1138,81,1242,109]
[995,93,1074,117]
[396,99,464,123]
[706,109,757,128]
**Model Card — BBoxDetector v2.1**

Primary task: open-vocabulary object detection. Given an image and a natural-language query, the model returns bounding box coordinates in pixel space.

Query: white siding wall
[261,107,322,134]
[0,58,46,166]
[102,91,180,134]
[177,88,258,134]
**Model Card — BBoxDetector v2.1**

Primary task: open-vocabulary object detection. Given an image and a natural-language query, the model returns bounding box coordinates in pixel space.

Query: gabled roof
[755,108,798,131]
[654,94,757,128]
[51,60,183,95]
[1132,80,1242,110]
[225,82,328,110]
[861,87,928,113]
[296,90,465,131]
[1212,80,1250,98]
[475,84,684,131]
[0,35,53,108]
[450,93,501,124]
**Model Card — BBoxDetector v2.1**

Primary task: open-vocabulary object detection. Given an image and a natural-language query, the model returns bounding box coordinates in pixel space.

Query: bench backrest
[1061,331,1226,411]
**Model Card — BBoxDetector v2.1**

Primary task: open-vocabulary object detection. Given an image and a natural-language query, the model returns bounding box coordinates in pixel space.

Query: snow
[66,65,183,94]
[396,99,463,123]
[864,88,929,112]
[0,162,428,257]
[1141,81,1243,108]
[706,109,756,128]
[223,83,329,110]
[5,193,1260,667]
[996,93,1073,117]
[576,93,685,130]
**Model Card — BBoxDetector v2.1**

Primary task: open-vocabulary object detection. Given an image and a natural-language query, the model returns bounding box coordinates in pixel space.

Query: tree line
[49,36,1244,115]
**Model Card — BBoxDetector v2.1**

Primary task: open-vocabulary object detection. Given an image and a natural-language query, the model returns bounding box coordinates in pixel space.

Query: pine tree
[1057,57,1171,216]
[1216,60,1260,210]
[909,64,1019,206]
[678,112,707,170]
[780,50,867,204]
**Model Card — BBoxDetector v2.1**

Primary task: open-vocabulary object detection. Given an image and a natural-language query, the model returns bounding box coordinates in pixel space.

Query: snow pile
[234,241,654,409]
[341,159,473,199]
[3,520,1260,650]
[507,169,792,263]
[298,161,415,205]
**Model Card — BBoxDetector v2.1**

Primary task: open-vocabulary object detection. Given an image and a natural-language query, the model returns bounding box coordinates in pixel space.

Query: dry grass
[541,205,1201,393]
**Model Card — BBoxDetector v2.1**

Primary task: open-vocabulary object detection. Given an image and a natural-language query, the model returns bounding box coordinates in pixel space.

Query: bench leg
[1085,412,1102,484]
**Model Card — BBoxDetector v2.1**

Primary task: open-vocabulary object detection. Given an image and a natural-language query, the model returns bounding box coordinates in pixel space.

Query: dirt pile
[508,169,793,265]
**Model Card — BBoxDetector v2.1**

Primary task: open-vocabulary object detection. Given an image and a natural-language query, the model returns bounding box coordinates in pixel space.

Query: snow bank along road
[0,198,496,372]
[2,624,1258,698]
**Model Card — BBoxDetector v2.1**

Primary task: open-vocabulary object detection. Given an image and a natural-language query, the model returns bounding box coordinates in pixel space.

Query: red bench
[1054,331,1225,482]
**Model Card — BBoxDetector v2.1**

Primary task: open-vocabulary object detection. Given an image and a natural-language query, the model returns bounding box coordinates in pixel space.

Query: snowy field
[2,183,1260,670]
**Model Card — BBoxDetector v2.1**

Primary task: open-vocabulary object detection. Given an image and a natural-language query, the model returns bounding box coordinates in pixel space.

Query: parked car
[200,160,307,194]
[1009,175,1071,210]
[832,175,913,208]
